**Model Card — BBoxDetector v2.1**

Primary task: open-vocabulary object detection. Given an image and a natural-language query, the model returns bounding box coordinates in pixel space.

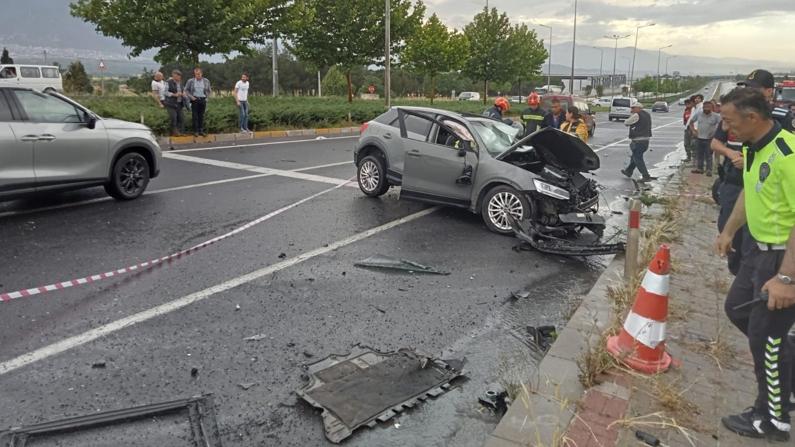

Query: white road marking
[594,120,682,153]
[0,162,354,219]
[169,136,359,153]
[164,153,358,188]
[0,206,438,375]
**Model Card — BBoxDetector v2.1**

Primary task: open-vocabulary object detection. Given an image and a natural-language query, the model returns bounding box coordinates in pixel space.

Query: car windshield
[468,118,522,156]
[778,89,795,101]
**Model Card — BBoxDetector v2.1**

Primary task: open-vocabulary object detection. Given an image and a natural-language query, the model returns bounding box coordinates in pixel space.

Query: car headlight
[533,179,571,200]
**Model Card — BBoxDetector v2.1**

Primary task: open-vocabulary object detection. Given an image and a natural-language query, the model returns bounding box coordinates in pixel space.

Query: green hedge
[76,96,498,135]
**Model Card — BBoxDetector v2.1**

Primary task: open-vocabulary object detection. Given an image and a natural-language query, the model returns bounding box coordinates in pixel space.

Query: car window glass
[20,67,41,78]
[13,90,83,123]
[400,114,433,141]
[469,119,521,157]
[41,68,60,79]
[0,67,17,79]
[0,93,13,121]
[613,98,630,107]
[435,119,475,150]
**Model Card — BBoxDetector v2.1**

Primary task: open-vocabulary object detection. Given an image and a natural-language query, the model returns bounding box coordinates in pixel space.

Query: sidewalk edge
[156,126,362,149]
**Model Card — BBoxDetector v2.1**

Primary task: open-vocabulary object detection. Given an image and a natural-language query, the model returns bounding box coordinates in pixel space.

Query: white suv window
[13,90,83,123]
[20,67,41,78]
[0,67,17,79]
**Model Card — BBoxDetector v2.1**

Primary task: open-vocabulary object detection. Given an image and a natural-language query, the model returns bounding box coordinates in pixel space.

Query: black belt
[756,242,787,251]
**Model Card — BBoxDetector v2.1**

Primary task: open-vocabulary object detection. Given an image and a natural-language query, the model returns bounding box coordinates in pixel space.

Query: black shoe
[706,171,713,177]
[620,169,632,178]
[641,176,658,182]
[691,169,703,174]
[722,408,791,442]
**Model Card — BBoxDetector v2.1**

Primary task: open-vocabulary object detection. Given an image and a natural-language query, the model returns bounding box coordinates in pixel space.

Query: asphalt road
[0,84,716,446]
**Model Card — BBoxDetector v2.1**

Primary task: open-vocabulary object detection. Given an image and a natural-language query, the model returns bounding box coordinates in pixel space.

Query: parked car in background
[678,97,687,105]
[0,87,161,201]
[509,95,527,104]
[608,97,633,121]
[651,101,669,112]
[354,107,605,237]
[0,65,63,92]
[457,91,481,102]
[590,97,612,107]
[540,94,596,137]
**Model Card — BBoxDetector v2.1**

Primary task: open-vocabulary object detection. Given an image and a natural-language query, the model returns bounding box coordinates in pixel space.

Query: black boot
[722,407,791,442]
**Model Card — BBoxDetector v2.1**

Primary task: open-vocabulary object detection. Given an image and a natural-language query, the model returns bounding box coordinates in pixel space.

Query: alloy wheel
[487,192,524,231]
[119,158,146,195]
[359,160,380,192]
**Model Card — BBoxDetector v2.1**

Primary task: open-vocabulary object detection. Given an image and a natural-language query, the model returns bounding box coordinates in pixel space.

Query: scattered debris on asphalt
[238,382,258,391]
[478,383,511,414]
[510,289,531,300]
[296,348,464,443]
[190,367,199,378]
[278,252,287,259]
[235,304,241,311]
[91,361,107,369]
[527,325,557,352]
[507,215,625,257]
[354,255,450,275]
[0,394,223,446]
[369,304,387,314]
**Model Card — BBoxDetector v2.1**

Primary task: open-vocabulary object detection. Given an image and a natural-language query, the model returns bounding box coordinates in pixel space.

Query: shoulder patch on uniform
[773,108,787,117]
[776,138,793,156]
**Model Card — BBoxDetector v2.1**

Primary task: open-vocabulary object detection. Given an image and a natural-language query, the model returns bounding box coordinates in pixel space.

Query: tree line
[69,0,548,103]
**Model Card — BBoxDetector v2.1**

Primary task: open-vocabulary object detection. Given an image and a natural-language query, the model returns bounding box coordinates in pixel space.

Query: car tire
[481,185,530,235]
[105,152,150,200]
[357,154,389,197]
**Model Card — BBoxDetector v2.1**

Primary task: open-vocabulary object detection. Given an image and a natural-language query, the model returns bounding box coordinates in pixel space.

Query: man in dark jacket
[541,99,565,129]
[621,101,655,182]
[163,70,185,136]
[184,67,212,136]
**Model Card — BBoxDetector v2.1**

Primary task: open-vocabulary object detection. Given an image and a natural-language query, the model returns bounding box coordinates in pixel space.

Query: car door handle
[407,150,421,157]
[38,134,56,141]
[383,132,392,139]
[21,135,39,142]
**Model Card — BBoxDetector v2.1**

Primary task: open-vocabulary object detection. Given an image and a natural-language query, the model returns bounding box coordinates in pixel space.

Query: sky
[424,0,795,63]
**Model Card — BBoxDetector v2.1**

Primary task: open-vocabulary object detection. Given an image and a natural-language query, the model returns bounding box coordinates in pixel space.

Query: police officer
[717,87,795,442]
[737,69,795,133]
[484,97,510,121]
[520,92,546,136]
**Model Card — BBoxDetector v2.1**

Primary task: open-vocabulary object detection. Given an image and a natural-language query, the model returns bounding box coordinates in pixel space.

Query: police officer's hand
[762,277,795,310]
[730,153,743,169]
[715,232,735,258]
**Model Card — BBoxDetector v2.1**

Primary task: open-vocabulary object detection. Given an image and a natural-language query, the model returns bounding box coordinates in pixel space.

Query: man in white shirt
[150,71,166,108]
[234,73,251,133]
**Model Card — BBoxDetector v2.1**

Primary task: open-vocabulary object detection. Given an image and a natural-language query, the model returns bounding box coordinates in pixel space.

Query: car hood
[496,127,600,172]
[101,118,150,132]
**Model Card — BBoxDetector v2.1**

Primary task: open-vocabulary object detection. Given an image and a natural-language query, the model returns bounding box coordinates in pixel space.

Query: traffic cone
[607,245,673,374]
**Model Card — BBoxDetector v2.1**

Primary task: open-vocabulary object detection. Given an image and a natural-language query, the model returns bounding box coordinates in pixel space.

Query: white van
[608,97,632,121]
[0,65,63,92]
[457,91,481,101]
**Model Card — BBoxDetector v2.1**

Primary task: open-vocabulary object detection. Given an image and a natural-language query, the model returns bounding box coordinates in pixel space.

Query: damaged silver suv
[354,107,607,242]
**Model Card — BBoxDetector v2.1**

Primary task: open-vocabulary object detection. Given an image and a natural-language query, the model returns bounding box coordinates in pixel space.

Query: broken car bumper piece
[507,215,625,256]
[354,255,450,275]
[296,348,464,443]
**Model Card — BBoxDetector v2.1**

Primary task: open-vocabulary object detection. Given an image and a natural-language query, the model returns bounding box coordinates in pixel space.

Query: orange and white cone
[607,245,673,374]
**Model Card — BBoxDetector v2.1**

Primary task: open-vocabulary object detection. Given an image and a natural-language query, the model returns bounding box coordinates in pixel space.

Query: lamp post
[569,0,578,94]
[592,46,603,95]
[537,23,552,91]
[629,23,655,94]
[605,34,630,94]
[665,55,676,94]
[656,44,672,94]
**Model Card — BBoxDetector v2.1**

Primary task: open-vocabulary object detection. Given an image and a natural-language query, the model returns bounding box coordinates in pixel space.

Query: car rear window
[41,67,60,79]
[20,67,41,78]
[612,98,630,107]
[374,109,398,125]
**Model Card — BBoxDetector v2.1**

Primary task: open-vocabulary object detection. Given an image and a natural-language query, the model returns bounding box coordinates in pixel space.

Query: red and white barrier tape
[0,179,353,303]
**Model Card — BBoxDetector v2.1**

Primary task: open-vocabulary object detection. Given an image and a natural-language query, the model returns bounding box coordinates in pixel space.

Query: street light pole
[630,23,655,94]
[569,0,577,94]
[665,55,676,76]
[605,34,630,94]
[656,44,672,94]
[592,46,603,93]
[537,24,552,91]
[272,37,279,97]
[385,0,391,108]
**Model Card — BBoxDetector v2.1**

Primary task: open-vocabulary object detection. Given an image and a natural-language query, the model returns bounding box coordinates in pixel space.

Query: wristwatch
[778,273,793,285]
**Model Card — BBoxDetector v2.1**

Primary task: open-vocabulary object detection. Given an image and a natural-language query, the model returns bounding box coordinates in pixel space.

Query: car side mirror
[84,113,96,129]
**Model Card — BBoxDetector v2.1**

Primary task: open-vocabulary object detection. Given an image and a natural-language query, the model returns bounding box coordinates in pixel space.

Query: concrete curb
[157,126,361,148]
[484,253,627,447]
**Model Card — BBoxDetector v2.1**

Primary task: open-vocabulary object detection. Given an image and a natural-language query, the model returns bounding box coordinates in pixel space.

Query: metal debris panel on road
[296,348,464,443]
[354,255,450,275]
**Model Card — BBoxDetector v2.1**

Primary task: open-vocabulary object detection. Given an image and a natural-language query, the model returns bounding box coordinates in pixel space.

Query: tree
[632,75,656,94]
[1,47,12,64]
[595,85,604,97]
[462,7,515,104]
[126,69,155,95]
[322,66,349,97]
[63,61,93,94]
[70,0,290,65]
[402,14,467,104]
[505,23,547,96]
[288,0,425,102]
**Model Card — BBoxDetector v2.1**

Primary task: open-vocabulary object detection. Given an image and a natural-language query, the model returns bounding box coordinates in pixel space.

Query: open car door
[397,109,477,208]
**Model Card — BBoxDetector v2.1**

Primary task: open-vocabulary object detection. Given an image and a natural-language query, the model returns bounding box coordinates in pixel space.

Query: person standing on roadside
[711,119,747,275]
[683,98,695,162]
[163,69,185,137]
[561,106,589,143]
[621,101,656,182]
[234,72,251,133]
[150,71,166,109]
[520,92,546,136]
[717,87,795,443]
[184,67,212,137]
[690,101,721,175]
[542,99,565,129]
